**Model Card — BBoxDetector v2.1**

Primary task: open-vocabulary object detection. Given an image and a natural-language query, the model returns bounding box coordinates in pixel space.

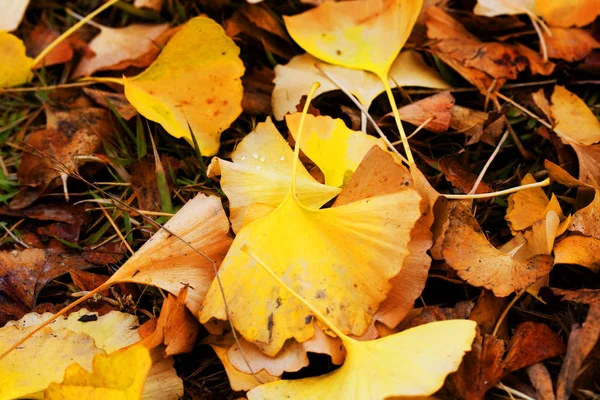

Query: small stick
[468,130,510,195]
[99,204,134,255]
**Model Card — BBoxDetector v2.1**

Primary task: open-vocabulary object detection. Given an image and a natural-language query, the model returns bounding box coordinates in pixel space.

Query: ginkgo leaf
[0,328,103,400]
[208,118,341,232]
[551,85,600,146]
[505,174,564,232]
[200,97,423,356]
[0,31,33,88]
[123,16,245,156]
[142,350,184,400]
[109,193,232,315]
[554,235,600,272]
[244,248,477,399]
[283,0,422,79]
[44,345,151,400]
[0,0,30,31]
[535,0,600,27]
[569,189,600,240]
[272,51,449,120]
[443,202,555,297]
[210,344,280,391]
[72,23,170,78]
[286,113,385,187]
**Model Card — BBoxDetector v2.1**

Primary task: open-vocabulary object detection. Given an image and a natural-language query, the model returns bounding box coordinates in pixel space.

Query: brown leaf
[443,202,555,297]
[569,189,600,239]
[11,105,113,209]
[242,66,275,115]
[0,248,46,309]
[572,143,600,187]
[395,91,455,133]
[130,156,162,212]
[469,289,508,336]
[550,289,600,400]
[450,106,505,146]
[545,28,600,62]
[438,153,493,194]
[527,363,556,400]
[83,88,138,120]
[25,19,80,68]
[399,301,474,331]
[82,242,127,265]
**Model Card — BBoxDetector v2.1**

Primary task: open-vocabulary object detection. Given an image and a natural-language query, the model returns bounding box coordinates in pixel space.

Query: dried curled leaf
[124,16,244,156]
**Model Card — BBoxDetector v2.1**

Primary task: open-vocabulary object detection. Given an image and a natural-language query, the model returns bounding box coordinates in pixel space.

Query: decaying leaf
[443,202,555,296]
[284,0,422,80]
[286,113,385,187]
[0,0,30,31]
[505,174,563,232]
[554,235,600,272]
[0,31,33,88]
[272,51,449,120]
[545,28,600,62]
[123,16,245,156]
[45,345,151,399]
[72,23,170,78]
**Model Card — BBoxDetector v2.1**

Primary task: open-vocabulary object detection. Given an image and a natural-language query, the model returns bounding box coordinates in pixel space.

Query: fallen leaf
[284,0,422,80]
[438,152,493,194]
[527,363,556,400]
[200,120,423,355]
[545,28,600,62]
[571,143,600,187]
[535,0,600,27]
[286,113,385,187]
[83,88,138,120]
[469,289,508,336]
[242,66,275,115]
[141,286,199,356]
[134,0,163,11]
[0,0,29,31]
[544,159,590,188]
[208,117,340,232]
[551,85,600,146]
[398,301,474,331]
[45,344,151,399]
[554,235,600,272]
[443,202,555,297]
[72,23,170,78]
[25,19,78,68]
[0,31,33,88]
[142,348,184,400]
[130,155,166,212]
[210,344,280,391]
[395,91,455,133]
[474,0,536,17]
[549,288,600,400]
[505,174,563,232]
[450,106,505,146]
[272,51,449,120]
[122,16,244,156]
[569,189,600,239]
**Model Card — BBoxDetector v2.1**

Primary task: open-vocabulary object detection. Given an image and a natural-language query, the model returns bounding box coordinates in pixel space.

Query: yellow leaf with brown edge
[44,345,151,400]
[200,94,423,356]
[283,0,422,80]
[286,113,385,187]
[207,117,340,233]
[0,31,33,88]
[245,248,476,399]
[123,16,244,156]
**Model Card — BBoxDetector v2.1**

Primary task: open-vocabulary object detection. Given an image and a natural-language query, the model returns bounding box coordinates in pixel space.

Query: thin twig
[468,130,509,195]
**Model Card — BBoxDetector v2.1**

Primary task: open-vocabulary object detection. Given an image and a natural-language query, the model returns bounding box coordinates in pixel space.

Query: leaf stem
[444,178,550,199]
[382,79,414,164]
[32,0,121,67]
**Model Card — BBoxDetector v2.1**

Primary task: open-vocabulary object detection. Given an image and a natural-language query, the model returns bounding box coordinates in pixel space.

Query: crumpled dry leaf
[272,51,449,120]
[284,0,422,80]
[450,321,565,399]
[0,309,141,399]
[426,7,554,94]
[0,31,33,88]
[544,28,600,62]
[505,174,563,233]
[286,113,385,187]
[72,23,170,78]
[11,103,113,209]
[123,16,244,156]
[208,117,340,232]
[554,235,600,272]
[443,202,555,297]
[450,106,505,146]
[0,0,29,31]
[535,0,600,27]
[44,344,151,400]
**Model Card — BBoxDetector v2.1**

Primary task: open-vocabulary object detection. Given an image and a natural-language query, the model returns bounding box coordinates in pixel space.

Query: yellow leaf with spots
[44,345,151,400]
[0,31,33,88]
[123,16,244,156]
[286,113,386,187]
[283,0,422,80]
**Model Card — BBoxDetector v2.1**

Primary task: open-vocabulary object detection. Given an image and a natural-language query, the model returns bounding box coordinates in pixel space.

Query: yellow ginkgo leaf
[44,345,151,400]
[244,249,477,399]
[200,85,423,356]
[0,0,30,31]
[123,16,244,156]
[283,0,422,80]
[208,117,341,232]
[535,0,600,27]
[0,328,103,400]
[272,51,449,120]
[286,113,385,187]
[0,31,33,88]
[551,85,600,146]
